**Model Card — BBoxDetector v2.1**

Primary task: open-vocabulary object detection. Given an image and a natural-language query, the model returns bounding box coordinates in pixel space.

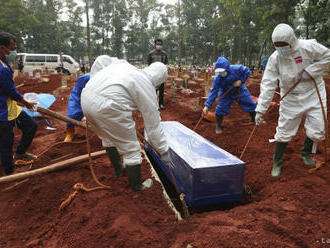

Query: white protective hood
[143,62,168,88]
[90,55,118,78]
[272,23,298,51]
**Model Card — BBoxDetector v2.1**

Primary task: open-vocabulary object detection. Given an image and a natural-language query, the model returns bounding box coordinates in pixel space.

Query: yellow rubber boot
[64,127,75,142]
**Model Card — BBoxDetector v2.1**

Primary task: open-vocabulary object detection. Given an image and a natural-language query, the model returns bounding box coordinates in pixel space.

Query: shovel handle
[37,106,87,128]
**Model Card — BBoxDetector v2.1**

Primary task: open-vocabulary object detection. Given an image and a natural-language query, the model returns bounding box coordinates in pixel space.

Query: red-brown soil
[0,72,329,248]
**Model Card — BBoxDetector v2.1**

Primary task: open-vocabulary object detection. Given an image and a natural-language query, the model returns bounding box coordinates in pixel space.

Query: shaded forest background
[0,0,329,66]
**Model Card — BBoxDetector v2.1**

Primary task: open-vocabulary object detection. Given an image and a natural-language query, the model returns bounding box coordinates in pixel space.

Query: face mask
[219,71,227,77]
[6,50,17,61]
[275,45,291,56]
[156,45,162,50]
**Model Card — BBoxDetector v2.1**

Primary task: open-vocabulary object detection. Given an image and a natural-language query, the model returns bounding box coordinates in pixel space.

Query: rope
[240,125,257,160]
[36,139,88,159]
[14,139,90,167]
[59,121,111,211]
[240,70,328,169]
[306,71,328,173]
[136,131,190,219]
[194,86,234,131]
[240,77,303,160]
[237,86,241,103]
[85,121,111,189]
[193,116,203,131]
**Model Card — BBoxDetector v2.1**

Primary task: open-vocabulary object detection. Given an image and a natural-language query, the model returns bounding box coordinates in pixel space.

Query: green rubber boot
[126,164,153,192]
[301,137,316,167]
[106,147,124,177]
[215,115,224,134]
[271,142,288,177]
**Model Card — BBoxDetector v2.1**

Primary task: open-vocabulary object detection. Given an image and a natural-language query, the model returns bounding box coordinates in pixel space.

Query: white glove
[255,112,263,125]
[22,100,38,112]
[202,106,209,116]
[30,102,38,112]
[232,80,242,87]
[160,150,171,165]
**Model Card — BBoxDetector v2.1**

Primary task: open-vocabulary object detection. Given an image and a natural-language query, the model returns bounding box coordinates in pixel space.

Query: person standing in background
[80,57,86,74]
[147,39,168,109]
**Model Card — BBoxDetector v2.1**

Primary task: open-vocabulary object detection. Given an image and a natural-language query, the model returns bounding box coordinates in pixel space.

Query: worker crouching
[81,60,170,192]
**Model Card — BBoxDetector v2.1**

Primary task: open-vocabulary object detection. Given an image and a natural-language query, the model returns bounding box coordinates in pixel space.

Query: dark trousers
[157,83,165,106]
[0,111,38,175]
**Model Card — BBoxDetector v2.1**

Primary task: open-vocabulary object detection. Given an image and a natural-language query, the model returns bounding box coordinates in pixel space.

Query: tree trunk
[85,0,92,67]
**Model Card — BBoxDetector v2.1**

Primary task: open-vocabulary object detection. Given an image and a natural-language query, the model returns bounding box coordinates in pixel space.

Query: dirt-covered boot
[301,137,316,167]
[106,147,124,177]
[126,164,153,192]
[215,115,224,134]
[64,126,75,142]
[271,142,288,177]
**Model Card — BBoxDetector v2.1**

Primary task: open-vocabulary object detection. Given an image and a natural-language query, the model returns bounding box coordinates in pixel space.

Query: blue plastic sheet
[145,121,245,206]
[22,93,56,117]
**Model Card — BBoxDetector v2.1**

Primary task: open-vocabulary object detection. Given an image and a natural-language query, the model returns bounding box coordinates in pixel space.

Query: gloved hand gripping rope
[240,70,328,174]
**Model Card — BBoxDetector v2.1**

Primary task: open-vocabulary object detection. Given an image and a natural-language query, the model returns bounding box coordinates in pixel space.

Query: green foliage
[297,0,329,46]
[0,0,328,65]
[0,0,39,49]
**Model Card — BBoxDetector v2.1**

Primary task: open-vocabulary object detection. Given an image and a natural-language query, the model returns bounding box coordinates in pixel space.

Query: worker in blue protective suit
[64,55,118,142]
[203,57,256,134]
[63,73,90,142]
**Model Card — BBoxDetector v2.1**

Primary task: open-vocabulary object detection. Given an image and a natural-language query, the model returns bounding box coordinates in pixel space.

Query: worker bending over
[255,23,330,177]
[81,60,169,192]
[203,57,256,134]
[64,55,116,142]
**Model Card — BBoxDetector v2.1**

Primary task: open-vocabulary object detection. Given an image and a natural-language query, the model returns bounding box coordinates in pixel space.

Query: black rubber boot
[215,115,224,134]
[301,137,316,167]
[272,142,288,177]
[126,164,153,192]
[106,147,124,177]
[249,111,256,123]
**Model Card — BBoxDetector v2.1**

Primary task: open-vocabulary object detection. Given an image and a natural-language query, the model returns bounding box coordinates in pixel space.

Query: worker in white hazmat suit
[81,60,169,192]
[255,23,330,177]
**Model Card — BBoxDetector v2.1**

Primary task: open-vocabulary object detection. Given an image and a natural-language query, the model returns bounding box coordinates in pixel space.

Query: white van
[17,53,80,75]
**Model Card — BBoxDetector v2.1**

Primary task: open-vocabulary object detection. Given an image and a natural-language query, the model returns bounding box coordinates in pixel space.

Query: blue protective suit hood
[215,57,230,71]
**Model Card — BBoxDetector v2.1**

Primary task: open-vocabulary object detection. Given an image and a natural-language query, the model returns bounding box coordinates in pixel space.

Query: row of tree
[0,0,329,66]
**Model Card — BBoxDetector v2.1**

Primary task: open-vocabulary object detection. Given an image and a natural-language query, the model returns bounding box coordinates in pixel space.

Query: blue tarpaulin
[145,121,245,207]
[22,93,56,117]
